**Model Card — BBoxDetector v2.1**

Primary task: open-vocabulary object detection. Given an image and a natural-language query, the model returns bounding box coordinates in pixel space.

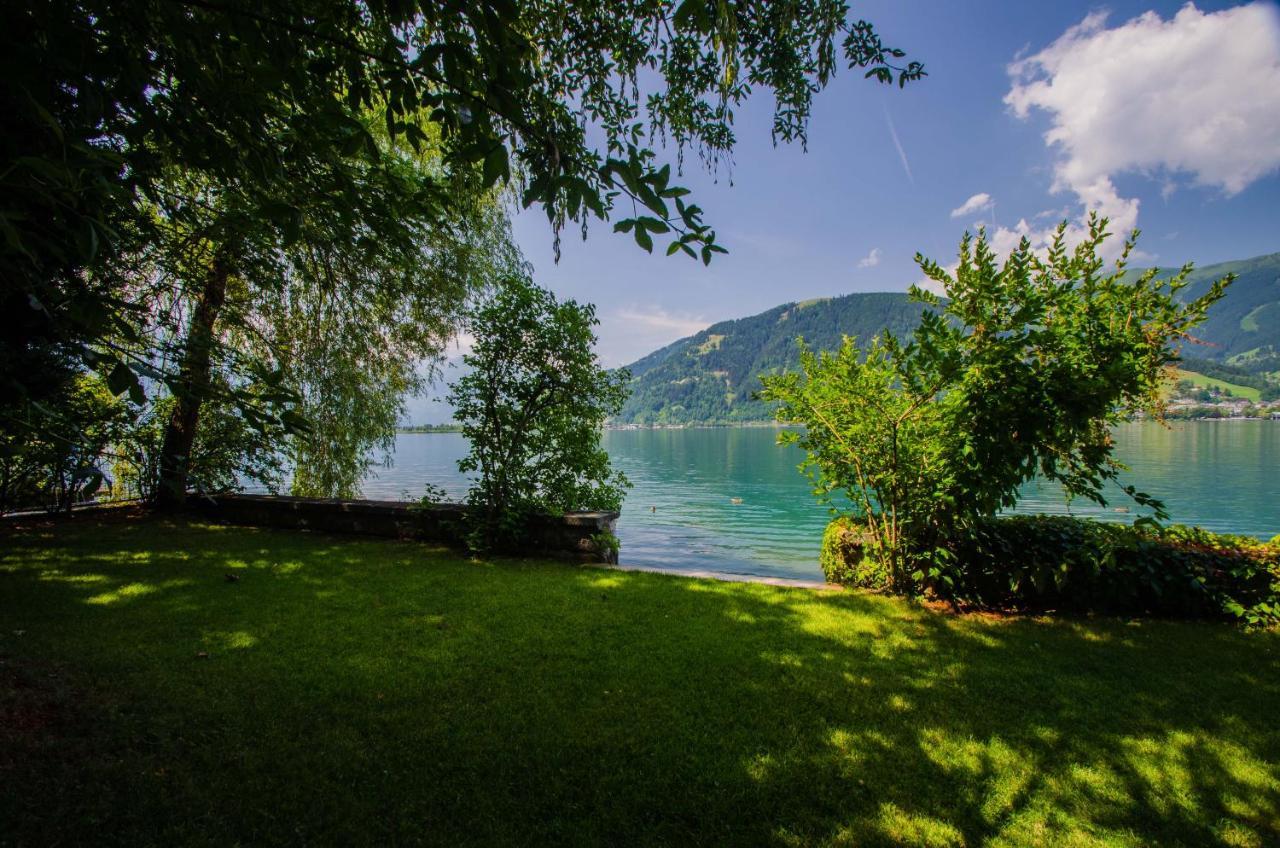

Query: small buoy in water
[730,497,743,505]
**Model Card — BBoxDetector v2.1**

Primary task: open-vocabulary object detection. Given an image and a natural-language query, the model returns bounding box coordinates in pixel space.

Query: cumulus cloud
[857,247,883,269]
[950,193,994,219]
[1002,2,1280,255]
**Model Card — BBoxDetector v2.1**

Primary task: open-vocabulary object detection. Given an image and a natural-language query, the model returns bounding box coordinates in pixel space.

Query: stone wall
[190,494,619,564]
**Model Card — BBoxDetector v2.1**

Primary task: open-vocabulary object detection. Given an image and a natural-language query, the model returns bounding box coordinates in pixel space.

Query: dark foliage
[823,514,1280,625]
[3,0,923,415]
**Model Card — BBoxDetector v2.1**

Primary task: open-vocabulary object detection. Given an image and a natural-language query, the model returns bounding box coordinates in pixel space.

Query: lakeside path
[4,513,1278,846]
[611,560,838,589]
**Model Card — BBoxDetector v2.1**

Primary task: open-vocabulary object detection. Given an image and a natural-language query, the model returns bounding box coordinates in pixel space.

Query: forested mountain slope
[1172,252,1280,366]
[615,293,927,424]
[613,253,1280,425]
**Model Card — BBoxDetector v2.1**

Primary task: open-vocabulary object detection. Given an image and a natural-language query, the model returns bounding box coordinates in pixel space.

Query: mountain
[1171,252,1280,366]
[615,292,927,424]
[613,252,1280,425]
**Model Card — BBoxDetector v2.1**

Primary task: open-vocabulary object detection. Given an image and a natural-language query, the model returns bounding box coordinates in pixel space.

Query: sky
[408,0,1280,422]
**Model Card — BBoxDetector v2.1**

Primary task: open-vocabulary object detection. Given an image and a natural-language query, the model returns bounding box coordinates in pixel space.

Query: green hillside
[1172,252,1280,363]
[1172,368,1261,402]
[613,252,1280,425]
[616,293,928,424]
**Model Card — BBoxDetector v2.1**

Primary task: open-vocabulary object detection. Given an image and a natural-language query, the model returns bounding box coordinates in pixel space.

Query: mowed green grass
[2,515,1278,847]
[1175,368,1263,401]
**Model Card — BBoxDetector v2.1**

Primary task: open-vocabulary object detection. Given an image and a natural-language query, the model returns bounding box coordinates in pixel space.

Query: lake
[362,422,1280,581]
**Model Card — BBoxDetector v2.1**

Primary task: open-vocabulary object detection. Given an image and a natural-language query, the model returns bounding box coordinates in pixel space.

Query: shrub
[762,219,1231,593]
[820,515,1279,625]
[1,374,129,514]
[819,517,888,588]
[448,276,630,552]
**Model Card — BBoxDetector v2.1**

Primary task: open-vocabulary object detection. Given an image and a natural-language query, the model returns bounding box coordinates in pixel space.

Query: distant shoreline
[604,420,790,431]
[398,417,1279,434]
[605,417,1280,429]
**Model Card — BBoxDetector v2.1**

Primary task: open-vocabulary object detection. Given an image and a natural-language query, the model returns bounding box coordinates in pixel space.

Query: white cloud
[614,306,709,337]
[857,247,882,269]
[1033,206,1072,221]
[601,305,711,367]
[1004,2,1280,253]
[950,193,994,218]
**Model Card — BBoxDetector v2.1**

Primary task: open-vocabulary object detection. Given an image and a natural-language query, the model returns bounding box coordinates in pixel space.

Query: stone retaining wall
[190,494,619,564]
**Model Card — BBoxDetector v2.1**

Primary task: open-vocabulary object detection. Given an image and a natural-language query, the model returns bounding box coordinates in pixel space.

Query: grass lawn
[1174,368,1263,402]
[2,514,1278,847]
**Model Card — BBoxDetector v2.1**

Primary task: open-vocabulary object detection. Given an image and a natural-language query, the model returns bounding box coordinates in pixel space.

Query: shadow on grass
[2,513,1278,846]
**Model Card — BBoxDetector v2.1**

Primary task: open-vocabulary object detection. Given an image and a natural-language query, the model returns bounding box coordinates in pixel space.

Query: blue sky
[512,0,1280,366]
[410,1,1280,421]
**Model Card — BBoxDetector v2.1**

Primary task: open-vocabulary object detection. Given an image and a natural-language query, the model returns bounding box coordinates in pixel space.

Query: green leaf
[636,216,670,235]
[483,145,509,185]
[106,362,137,399]
[635,227,654,253]
[673,0,710,31]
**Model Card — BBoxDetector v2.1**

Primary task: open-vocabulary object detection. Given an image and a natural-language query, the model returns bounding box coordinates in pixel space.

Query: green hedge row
[820,515,1280,625]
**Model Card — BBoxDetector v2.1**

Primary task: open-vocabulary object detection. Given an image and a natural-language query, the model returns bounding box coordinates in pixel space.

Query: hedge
[820,515,1280,625]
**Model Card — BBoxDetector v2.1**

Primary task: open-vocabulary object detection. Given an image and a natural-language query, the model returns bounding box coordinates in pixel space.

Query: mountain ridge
[613,252,1280,425]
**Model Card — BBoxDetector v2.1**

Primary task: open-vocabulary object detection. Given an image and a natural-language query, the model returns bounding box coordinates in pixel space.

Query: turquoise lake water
[361,422,1280,581]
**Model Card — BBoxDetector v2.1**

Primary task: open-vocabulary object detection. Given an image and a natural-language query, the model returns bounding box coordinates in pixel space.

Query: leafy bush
[819,517,888,588]
[821,515,1279,625]
[413,484,450,507]
[590,531,621,563]
[0,374,129,514]
[448,276,630,552]
[763,218,1231,593]
[114,393,283,502]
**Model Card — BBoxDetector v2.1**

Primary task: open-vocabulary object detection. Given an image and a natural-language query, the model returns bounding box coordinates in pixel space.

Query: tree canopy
[4,0,923,407]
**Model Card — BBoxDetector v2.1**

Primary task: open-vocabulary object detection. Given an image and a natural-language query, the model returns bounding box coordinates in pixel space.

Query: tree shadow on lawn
[1,515,1278,846]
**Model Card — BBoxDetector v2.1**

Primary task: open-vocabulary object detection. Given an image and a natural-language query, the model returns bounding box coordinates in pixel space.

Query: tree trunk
[154,254,230,509]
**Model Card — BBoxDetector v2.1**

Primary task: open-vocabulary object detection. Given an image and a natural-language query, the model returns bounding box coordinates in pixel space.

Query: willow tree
[136,118,519,504]
[248,141,523,498]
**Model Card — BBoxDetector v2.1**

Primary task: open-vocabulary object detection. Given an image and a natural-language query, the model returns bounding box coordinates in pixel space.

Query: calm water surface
[364,422,1279,580]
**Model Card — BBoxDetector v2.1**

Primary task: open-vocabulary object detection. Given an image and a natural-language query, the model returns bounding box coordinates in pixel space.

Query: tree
[0,374,129,514]
[760,217,1231,594]
[113,391,285,504]
[261,196,521,498]
[448,277,630,551]
[143,116,500,506]
[4,0,924,430]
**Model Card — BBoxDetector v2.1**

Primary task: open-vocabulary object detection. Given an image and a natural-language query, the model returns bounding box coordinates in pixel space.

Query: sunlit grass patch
[85,581,158,605]
[1,514,1277,846]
